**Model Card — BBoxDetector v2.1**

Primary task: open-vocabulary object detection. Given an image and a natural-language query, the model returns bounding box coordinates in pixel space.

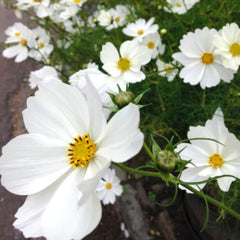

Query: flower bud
[114,91,134,108]
[160,28,167,35]
[156,150,177,171]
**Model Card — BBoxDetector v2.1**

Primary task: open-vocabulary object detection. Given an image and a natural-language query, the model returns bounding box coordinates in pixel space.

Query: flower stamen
[147,41,155,49]
[201,53,214,64]
[117,57,131,71]
[229,42,240,56]
[208,153,224,168]
[106,183,112,189]
[66,133,96,169]
[137,29,144,35]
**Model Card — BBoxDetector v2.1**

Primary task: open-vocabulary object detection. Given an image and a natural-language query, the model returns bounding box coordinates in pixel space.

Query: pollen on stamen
[66,133,97,169]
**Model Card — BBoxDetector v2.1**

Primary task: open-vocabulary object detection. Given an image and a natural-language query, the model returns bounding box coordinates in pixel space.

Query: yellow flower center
[137,29,144,35]
[229,42,240,56]
[106,182,112,189]
[34,0,42,2]
[147,41,155,49]
[66,134,96,169]
[117,57,131,71]
[208,153,224,168]
[201,53,214,64]
[176,3,181,7]
[164,65,172,73]
[15,32,20,37]
[74,0,81,3]
[39,42,44,48]
[20,39,27,46]
[115,17,120,23]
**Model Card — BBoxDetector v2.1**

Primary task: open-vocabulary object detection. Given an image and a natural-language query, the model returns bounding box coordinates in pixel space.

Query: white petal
[217,176,235,192]
[23,80,89,142]
[41,169,101,240]
[84,78,107,142]
[13,177,64,238]
[99,104,143,162]
[0,133,70,195]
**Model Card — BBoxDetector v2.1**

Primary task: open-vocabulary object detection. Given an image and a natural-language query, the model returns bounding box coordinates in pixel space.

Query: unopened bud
[160,28,167,35]
[156,150,177,171]
[114,91,134,107]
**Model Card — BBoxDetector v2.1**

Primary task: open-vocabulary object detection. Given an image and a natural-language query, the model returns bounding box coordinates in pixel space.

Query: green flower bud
[114,91,135,108]
[156,150,178,172]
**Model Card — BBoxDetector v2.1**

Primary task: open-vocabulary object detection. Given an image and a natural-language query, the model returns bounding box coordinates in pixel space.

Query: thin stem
[143,142,155,161]
[114,163,240,220]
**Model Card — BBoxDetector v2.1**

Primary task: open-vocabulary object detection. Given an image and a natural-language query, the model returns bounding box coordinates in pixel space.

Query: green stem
[114,163,240,220]
[143,142,154,161]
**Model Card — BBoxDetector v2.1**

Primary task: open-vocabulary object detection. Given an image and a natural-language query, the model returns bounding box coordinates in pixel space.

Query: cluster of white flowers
[2,22,53,63]
[1,1,240,239]
[173,23,240,89]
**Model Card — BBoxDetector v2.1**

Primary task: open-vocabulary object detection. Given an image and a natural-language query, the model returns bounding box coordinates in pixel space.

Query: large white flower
[96,168,123,205]
[122,17,159,42]
[214,22,240,71]
[100,40,151,91]
[172,27,235,89]
[0,80,144,239]
[175,107,240,193]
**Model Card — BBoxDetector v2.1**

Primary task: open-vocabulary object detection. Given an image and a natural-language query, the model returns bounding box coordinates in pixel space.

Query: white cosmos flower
[122,17,159,42]
[96,168,123,205]
[175,107,240,193]
[172,27,235,89]
[100,40,151,91]
[69,63,114,117]
[17,0,51,18]
[0,80,144,239]
[28,27,53,62]
[2,22,35,62]
[214,22,240,71]
[164,0,200,14]
[156,59,178,82]
[28,66,60,89]
[142,32,165,59]
[97,9,112,27]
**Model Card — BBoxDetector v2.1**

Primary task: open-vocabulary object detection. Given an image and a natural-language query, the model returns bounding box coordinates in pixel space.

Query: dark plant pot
[183,193,240,240]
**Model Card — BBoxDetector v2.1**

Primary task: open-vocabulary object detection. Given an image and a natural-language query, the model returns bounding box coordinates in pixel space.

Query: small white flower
[175,107,240,193]
[142,32,165,59]
[172,27,235,89]
[164,0,200,15]
[96,168,123,205]
[0,80,143,239]
[16,0,51,18]
[2,22,35,62]
[156,59,178,82]
[100,40,151,91]
[107,5,130,30]
[214,22,240,71]
[122,17,159,42]
[69,63,114,117]
[28,66,60,89]
[97,9,112,27]
[28,27,53,62]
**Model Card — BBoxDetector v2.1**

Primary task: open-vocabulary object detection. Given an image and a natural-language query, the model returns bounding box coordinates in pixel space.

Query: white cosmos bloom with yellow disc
[0,79,144,240]
[172,27,235,89]
[214,22,240,71]
[175,107,240,193]
[100,40,151,91]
